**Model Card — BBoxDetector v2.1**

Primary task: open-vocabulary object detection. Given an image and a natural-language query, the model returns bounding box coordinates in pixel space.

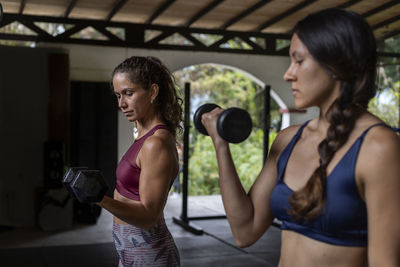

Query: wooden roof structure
[0,0,399,56]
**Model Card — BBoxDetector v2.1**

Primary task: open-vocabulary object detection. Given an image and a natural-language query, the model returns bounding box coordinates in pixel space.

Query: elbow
[141,220,158,231]
[235,240,250,248]
[125,213,159,230]
[139,213,161,231]
[233,235,256,248]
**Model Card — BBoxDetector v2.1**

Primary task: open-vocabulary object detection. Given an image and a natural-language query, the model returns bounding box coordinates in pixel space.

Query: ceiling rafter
[107,0,129,21]
[362,0,400,18]
[335,0,363,9]
[372,14,400,30]
[255,0,317,32]
[381,29,400,40]
[64,0,78,18]
[221,0,272,30]
[184,0,225,27]
[146,0,177,24]
[19,0,27,14]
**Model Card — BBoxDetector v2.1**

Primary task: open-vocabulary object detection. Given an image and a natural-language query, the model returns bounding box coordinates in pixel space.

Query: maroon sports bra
[115,125,169,200]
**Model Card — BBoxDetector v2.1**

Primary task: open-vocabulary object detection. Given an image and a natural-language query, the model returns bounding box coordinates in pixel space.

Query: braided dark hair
[112,56,183,137]
[288,8,377,221]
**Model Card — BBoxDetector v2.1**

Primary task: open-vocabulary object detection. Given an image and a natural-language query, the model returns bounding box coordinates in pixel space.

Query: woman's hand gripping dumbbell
[193,103,252,143]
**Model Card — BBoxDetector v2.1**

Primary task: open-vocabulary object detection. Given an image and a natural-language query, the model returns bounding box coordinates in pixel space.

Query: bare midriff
[113,189,134,225]
[278,230,367,267]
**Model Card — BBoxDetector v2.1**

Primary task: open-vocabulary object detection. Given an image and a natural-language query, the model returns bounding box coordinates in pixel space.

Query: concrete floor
[0,194,281,267]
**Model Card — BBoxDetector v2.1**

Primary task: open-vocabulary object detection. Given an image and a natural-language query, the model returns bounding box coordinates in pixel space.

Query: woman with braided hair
[201,8,400,267]
[97,56,182,266]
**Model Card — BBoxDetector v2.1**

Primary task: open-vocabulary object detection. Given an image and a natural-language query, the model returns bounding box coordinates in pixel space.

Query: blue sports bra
[270,121,395,246]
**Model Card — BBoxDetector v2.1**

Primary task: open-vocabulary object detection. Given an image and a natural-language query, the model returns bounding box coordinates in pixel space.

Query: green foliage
[188,128,277,195]
[175,64,281,195]
[368,82,400,127]
[383,35,400,54]
[370,34,400,127]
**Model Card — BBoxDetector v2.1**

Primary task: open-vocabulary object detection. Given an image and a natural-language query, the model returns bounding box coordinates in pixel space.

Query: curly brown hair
[112,56,183,137]
[287,8,377,221]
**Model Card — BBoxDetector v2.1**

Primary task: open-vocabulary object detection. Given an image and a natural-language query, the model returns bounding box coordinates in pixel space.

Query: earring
[150,99,153,104]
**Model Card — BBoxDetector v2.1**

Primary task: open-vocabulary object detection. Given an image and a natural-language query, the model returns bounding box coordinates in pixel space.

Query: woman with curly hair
[98,56,182,266]
[201,8,400,267]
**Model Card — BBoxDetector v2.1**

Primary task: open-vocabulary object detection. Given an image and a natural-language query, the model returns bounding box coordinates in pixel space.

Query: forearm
[98,196,160,229]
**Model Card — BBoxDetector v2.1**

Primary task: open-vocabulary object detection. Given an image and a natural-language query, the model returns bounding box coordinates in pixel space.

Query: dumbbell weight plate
[63,167,88,196]
[217,107,252,143]
[71,170,109,203]
[193,103,220,136]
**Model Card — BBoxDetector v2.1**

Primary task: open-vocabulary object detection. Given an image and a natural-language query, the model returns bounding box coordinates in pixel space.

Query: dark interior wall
[0,45,118,228]
[70,82,117,197]
[0,46,54,226]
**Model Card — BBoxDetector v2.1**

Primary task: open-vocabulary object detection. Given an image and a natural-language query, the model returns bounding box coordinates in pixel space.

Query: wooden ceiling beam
[19,0,27,14]
[107,0,129,21]
[372,14,400,30]
[362,0,400,18]
[64,0,78,18]
[184,0,225,27]
[256,0,317,32]
[221,0,272,30]
[146,0,176,24]
[379,29,400,41]
[335,0,362,9]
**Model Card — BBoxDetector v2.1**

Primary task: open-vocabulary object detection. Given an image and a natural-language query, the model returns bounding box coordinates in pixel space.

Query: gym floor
[0,195,281,267]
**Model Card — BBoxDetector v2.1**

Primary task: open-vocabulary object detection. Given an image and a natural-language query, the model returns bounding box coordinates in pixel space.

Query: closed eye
[122,88,134,96]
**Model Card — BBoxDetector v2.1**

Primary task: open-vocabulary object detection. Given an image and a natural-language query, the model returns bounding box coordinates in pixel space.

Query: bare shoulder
[358,123,400,179]
[142,128,174,154]
[138,128,177,170]
[362,124,400,157]
[270,123,305,156]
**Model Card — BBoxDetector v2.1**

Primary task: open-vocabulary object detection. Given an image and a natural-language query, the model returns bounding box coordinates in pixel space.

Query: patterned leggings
[112,218,180,267]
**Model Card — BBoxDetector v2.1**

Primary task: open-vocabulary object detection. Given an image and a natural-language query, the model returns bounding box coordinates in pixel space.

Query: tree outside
[369,35,400,127]
[174,64,281,195]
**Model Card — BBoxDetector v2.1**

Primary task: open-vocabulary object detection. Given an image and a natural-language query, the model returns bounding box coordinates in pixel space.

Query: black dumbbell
[63,167,109,203]
[193,103,252,143]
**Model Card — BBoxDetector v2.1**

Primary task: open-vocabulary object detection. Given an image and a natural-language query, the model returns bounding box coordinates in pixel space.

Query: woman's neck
[135,117,164,137]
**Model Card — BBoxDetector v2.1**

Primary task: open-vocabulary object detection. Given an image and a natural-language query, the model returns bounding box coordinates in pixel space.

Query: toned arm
[213,123,297,247]
[99,135,177,229]
[358,127,400,266]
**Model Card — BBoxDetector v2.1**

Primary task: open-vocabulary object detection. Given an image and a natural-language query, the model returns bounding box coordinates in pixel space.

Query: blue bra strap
[294,120,310,138]
[360,122,400,138]
[359,123,390,139]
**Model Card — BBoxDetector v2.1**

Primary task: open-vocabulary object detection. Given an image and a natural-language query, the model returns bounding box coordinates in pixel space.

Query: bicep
[247,128,293,236]
[361,133,400,265]
[138,139,176,214]
[248,155,279,234]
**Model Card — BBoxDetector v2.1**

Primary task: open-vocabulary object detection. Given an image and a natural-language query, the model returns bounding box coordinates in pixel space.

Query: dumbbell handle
[193,103,220,136]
